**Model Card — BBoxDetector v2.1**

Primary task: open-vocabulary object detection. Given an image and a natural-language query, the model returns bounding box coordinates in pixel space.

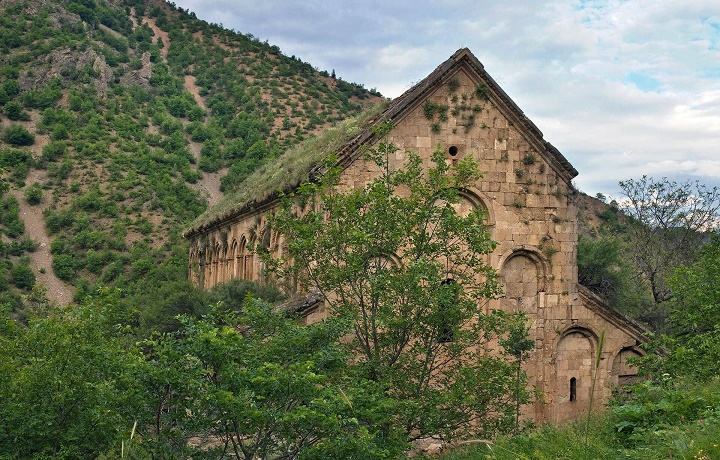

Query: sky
[171,0,720,199]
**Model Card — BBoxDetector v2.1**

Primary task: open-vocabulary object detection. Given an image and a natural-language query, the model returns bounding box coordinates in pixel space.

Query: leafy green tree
[269,125,530,441]
[3,100,29,121]
[660,234,720,380]
[618,176,720,329]
[0,289,142,459]
[10,263,34,290]
[126,299,403,459]
[577,235,652,320]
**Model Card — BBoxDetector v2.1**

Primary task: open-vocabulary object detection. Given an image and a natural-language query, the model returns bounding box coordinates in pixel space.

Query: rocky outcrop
[1,0,81,29]
[92,55,114,98]
[16,47,113,95]
[119,52,153,89]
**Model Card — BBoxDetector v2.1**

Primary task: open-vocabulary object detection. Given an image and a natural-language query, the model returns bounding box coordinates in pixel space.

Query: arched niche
[236,236,254,281]
[498,249,547,314]
[553,327,598,420]
[203,246,213,289]
[212,242,223,287]
[458,188,494,227]
[432,188,494,227]
[612,347,644,387]
[364,252,403,272]
[188,244,202,287]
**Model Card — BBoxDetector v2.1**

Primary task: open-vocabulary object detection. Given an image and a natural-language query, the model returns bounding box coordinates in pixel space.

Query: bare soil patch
[191,168,226,209]
[11,169,75,306]
[184,72,208,110]
[142,15,169,62]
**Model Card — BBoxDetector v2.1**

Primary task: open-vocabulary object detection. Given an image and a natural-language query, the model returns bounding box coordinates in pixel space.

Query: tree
[3,100,29,121]
[577,235,652,319]
[10,263,35,290]
[269,124,530,442]
[618,176,720,327]
[0,289,142,459]
[128,299,403,460]
[661,233,720,380]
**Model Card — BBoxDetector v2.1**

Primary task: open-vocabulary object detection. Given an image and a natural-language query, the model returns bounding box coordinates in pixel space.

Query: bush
[10,263,35,290]
[41,141,67,163]
[52,254,77,281]
[24,182,43,205]
[3,124,34,146]
[3,101,29,121]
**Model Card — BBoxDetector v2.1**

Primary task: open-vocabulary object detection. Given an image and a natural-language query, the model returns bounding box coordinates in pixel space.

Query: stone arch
[612,346,644,387]
[203,245,213,289]
[498,248,547,314]
[553,327,598,422]
[211,242,223,288]
[237,236,254,281]
[432,188,494,227]
[364,252,403,271]
[457,188,494,227]
[228,239,238,280]
[188,243,201,287]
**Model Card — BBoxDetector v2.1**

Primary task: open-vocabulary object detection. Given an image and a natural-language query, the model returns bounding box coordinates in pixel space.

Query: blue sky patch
[623,72,661,92]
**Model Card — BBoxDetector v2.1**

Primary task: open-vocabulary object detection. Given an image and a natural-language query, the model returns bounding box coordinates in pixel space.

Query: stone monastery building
[185,48,647,424]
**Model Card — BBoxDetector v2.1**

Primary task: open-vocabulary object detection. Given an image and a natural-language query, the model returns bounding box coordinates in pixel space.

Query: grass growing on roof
[187,100,389,232]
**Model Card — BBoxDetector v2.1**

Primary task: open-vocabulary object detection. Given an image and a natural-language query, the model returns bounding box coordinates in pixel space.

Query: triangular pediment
[334,48,577,182]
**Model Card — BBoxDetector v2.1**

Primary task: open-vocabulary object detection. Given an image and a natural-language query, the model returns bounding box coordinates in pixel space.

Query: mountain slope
[0,0,383,312]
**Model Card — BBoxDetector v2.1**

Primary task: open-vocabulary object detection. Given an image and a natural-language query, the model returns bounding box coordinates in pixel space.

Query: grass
[433,409,720,460]
[186,100,388,233]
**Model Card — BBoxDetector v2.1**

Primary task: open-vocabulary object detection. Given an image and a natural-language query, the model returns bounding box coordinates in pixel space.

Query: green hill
[0,0,383,316]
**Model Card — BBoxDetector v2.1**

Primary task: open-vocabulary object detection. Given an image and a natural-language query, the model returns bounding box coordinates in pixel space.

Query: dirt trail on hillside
[142,15,169,63]
[193,169,226,208]
[184,72,208,110]
[186,141,225,208]
[12,169,75,306]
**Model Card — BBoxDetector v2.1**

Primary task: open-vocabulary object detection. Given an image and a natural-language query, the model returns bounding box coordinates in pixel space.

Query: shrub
[3,125,35,146]
[52,254,77,281]
[3,101,29,121]
[10,263,35,290]
[41,141,67,163]
[24,182,43,205]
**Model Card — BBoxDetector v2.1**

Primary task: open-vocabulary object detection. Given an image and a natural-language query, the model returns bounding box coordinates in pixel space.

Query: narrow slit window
[570,377,577,402]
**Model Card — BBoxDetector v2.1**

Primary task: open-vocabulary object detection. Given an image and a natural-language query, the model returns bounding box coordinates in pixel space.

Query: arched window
[570,377,577,402]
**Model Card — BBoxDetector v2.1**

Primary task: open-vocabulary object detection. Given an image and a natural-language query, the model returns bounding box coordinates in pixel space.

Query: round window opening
[449,145,459,157]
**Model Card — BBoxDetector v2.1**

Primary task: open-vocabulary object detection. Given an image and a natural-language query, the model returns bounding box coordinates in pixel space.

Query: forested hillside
[0,0,382,318]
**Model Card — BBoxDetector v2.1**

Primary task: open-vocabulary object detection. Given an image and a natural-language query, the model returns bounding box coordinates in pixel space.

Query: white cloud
[172,0,720,196]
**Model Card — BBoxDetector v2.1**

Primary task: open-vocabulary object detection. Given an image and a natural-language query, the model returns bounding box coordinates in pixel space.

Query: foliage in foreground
[0,288,405,459]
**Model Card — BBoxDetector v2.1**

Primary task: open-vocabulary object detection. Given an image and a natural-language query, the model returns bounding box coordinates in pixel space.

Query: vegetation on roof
[187,100,389,233]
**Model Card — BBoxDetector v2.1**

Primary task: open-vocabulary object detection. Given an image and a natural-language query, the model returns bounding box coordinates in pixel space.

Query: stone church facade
[185,48,646,424]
